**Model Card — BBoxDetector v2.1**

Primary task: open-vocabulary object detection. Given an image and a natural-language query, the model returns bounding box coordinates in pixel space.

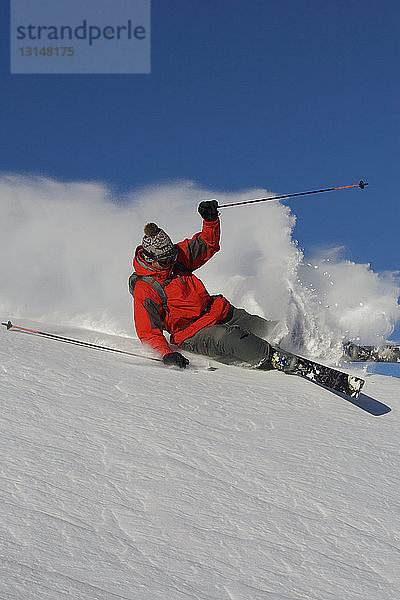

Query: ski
[271,348,365,399]
[343,342,400,363]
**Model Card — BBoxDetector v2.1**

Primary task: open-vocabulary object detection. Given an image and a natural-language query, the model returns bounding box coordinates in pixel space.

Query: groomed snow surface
[1,322,400,600]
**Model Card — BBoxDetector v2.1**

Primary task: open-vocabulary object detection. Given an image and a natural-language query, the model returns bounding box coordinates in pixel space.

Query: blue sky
[1,1,399,352]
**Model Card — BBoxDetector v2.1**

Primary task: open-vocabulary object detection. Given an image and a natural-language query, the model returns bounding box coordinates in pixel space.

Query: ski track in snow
[1,324,400,600]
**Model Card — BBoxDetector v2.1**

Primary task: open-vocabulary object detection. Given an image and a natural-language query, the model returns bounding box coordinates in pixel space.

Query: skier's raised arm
[176,200,220,271]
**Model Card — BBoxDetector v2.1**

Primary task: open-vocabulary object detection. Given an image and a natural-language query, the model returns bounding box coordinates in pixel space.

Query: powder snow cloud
[0,175,399,358]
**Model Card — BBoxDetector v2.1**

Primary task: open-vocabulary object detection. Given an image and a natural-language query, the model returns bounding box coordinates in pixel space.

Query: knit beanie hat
[141,223,175,261]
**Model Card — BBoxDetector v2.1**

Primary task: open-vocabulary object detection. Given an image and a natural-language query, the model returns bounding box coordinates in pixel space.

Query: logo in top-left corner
[10,0,151,74]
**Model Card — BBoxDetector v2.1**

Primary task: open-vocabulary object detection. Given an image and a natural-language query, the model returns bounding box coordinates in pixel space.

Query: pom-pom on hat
[142,223,175,261]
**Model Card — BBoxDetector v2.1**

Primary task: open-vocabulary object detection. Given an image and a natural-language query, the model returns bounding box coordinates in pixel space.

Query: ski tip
[1,320,13,330]
[348,375,365,399]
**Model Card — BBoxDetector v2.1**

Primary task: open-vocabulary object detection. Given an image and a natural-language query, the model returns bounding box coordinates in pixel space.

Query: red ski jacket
[132,218,231,357]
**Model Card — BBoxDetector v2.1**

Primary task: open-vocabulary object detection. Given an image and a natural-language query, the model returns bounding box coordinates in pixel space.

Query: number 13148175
[19,47,74,56]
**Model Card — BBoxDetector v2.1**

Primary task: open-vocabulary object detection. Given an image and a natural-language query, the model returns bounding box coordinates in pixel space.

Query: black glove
[163,352,189,369]
[198,200,219,222]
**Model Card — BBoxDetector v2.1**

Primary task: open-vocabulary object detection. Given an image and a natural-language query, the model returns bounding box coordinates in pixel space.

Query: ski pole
[1,320,162,362]
[217,180,368,209]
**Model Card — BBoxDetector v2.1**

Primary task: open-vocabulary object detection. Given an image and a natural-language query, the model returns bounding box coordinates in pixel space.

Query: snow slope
[1,322,399,600]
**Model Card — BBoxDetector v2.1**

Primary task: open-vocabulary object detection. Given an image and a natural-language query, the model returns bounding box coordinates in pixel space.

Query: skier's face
[152,247,178,270]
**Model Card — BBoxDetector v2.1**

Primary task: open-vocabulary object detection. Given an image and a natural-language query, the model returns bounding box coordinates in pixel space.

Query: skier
[130,200,279,369]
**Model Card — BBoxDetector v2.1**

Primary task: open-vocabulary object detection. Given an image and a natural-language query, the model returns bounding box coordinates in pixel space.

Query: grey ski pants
[180,306,278,367]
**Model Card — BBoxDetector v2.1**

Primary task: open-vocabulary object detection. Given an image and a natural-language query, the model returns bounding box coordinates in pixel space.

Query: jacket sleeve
[178,218,221,271]
[133,282,173,357]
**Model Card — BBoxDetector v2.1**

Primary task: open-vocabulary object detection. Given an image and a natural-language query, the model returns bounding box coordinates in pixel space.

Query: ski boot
[270,349,298,373]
